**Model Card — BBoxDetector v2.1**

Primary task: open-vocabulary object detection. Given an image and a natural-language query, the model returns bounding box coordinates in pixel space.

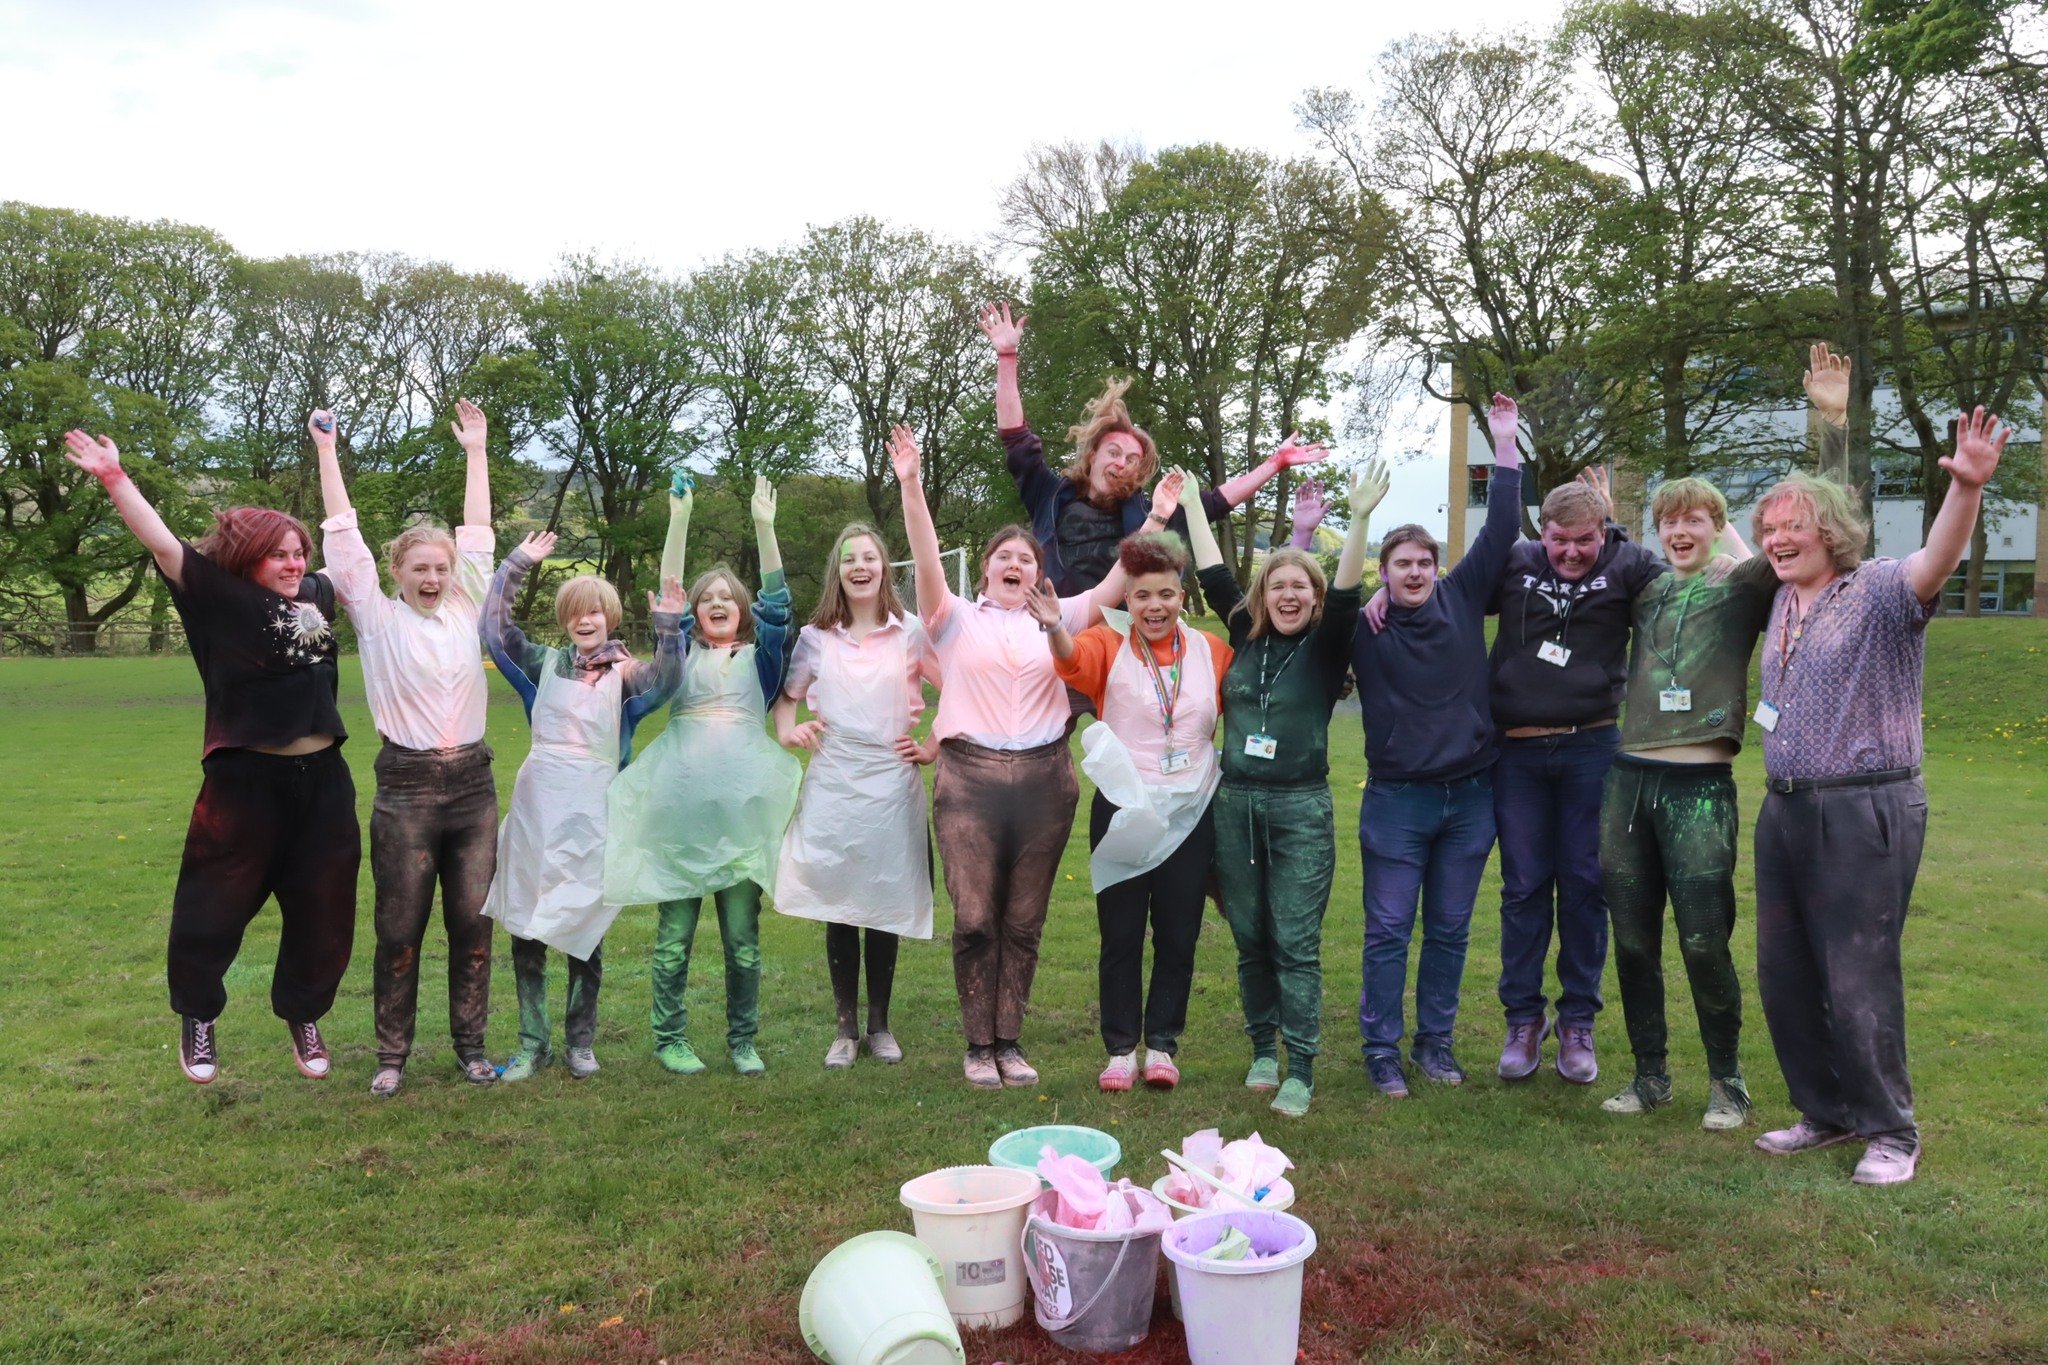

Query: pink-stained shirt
[320,509,494,751]
[784,613,939,736]
[926,590,1099,750]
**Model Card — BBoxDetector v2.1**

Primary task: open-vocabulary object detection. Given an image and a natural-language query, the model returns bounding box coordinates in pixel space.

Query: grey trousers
[1754,775,1926,1150]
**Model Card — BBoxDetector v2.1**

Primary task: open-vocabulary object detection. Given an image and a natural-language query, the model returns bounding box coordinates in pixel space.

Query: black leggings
[168,746,361,1023]
[825,924,899,1038]
[1090,793,1215,1057]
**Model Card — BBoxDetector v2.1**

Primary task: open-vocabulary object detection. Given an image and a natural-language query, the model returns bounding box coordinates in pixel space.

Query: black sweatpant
[1090,792,1214,1057]
[1754,775,1926,1151]
[168,745,361,1023]
[825,923,899,1038]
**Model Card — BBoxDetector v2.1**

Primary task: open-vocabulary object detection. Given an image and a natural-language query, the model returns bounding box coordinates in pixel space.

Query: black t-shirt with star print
[163,541,348,758]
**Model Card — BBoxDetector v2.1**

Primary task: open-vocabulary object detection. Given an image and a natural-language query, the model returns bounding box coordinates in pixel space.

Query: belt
[1503,719,1617,739]
[1767,765,1919,795]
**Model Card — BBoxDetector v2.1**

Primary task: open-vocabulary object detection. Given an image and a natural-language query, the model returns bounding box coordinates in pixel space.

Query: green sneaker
[1702,1076,1752,1131]
[1270,1076,1313,1119]
[657,1040,707,1075]
[499,1049,551,1083]
[1244,1057,1280,1093]
[1601,1073,1672,1114]
[731,1043,766,1078]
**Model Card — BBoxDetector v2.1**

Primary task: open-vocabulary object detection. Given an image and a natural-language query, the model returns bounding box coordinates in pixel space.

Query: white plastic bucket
[1149,1176,1297,1320]
[798,1230,966,1365]
[897,1165,1043,1330]
[1019,1189,1161,1354]
[1161,1209,1318,1365]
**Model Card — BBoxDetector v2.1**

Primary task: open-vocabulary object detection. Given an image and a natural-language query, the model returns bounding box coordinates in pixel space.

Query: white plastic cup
[798,1230,965,1365]
[1161,1209,1318,1365]
[898,1165,1043,1330]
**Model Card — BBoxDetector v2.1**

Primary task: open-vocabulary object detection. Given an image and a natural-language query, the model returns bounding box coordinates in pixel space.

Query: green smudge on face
[840,545,857,563]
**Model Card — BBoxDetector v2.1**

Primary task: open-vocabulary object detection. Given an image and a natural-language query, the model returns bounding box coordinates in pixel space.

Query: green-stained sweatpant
[1600,757,1744,1082]
[511,936,602,1056]
[1213,782,1335,1086]
[653,883,762,1051]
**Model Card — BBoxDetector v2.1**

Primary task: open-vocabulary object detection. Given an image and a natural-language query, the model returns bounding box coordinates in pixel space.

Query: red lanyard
[1133,627,1184,741]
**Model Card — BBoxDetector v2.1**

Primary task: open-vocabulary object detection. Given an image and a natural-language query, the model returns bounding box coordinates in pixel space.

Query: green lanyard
[1645,576,1698,687]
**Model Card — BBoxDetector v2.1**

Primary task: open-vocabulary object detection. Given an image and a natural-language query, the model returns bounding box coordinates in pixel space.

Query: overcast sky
[4,0,1566,533]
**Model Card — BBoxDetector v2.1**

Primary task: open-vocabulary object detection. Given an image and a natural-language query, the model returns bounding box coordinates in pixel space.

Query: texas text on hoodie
[1488,528,1665,730]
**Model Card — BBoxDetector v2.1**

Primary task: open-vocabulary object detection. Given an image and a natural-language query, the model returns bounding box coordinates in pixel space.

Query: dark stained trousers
[168,745,361,1023]
[1754,775,1926,1151]
[1494,727,1620,1026]
[1214,781,1335,1083]
[369,740,498,1069]
[511,936,602,1055]
[1090,793,1215,1057]
[933,738,1079,1048]
[1600,755,1743,1082]
[826,923,899,1037]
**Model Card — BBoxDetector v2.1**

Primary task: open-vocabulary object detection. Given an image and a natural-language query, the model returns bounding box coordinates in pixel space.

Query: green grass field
[2,620,2044,1364]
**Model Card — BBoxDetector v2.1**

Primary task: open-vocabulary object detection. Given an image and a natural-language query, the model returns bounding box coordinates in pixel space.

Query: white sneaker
[565,1046,600,1079]
[1098,1052,1136,1092]
[1851,1140,1919,1186]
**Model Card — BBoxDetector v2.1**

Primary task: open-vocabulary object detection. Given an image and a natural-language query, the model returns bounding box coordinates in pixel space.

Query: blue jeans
[1357,773,1496,1059]
[1494,727,1619,1027]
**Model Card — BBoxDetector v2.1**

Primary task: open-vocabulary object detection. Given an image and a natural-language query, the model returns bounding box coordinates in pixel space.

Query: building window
[1941,562,2028,614]
[1467,464,1490,507]
[1872,461,1925,499]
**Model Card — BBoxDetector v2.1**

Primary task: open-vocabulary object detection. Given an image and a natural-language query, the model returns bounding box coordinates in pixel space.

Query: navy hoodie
[1487,527,1664,729]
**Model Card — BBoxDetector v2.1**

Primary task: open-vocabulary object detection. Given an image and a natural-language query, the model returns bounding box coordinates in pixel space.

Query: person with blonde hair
[312,400,504,1096]
[1748,344,2013,1187]
[1183,457,1387,1118]
[980,302,1332,594]
[771,523,939,1069]
[480,530,685,1083]
[605,473,800,1079]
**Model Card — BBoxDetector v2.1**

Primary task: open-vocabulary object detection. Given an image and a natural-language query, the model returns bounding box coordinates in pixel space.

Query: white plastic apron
[483,658,623,960]
[774,624,934,938]
[1079,622,1220,893]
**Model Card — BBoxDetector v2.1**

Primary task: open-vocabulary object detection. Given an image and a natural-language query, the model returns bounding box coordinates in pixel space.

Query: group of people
[67,303,2006,1185]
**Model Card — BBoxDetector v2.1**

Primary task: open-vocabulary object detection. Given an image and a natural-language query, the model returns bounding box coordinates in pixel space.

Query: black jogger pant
[1090,792,1215,1057]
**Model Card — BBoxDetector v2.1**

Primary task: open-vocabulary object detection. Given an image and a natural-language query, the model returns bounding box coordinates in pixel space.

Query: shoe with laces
[656,1040,706,1075]
[179,1016,218,1085]
[963,1047,1001,1089]
[1244,1056,1280,1092]
[565,1046,599,1079]
[865,1031,904,1064]
[1555,1022,1598,1085]
[1602,1073,1673,1114]
[1851,1139,1919,1186]
[1270,1076,1313,1119]
[458,1054,498,1085]
[730,1043,765,1078]
[287,1021,329,1079]
[369,1065,404,1098]
[994,1045,1038,1088]
[1755,1118,1855,1156]
[1498,1017,1549,1081]
[1412,1036,1466,1086]
[1142,1048,1180,1089]
[499,1048,551,1082]
[824,1036,858,1070]
[1098,1052,1137,1092]
[1702,1077,1752,1131]
[1367,1054,1409,1098]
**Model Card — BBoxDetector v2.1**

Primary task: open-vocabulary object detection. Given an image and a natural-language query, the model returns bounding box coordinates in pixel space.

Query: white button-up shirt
[321,509,493,751]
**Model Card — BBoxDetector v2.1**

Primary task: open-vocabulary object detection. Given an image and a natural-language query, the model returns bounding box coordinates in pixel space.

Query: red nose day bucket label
[955,1257,1007,1287]
[1033,1237,1074,1320]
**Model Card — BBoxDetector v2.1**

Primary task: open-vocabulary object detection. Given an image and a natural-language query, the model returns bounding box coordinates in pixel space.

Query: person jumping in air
[481,532,685,1082]
[771,523,940,1070]
[604,474,800,1079]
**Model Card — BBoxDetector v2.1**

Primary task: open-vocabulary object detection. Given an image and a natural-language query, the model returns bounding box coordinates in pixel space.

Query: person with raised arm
[894,423,1141,1089]
[981,301,1333,595]
[770,523,939,1071]
[1591,453,1775,1132]
[63,428,358,1086]
[1033,480,1225,1094]
[1748,348,2012,1187]
[313,401,502,1096]
[604,474,801,1079]
[480,532,685,1083]
[1188,458,1386,1118]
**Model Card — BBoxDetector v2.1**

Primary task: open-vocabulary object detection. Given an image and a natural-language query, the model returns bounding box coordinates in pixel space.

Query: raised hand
[977,301,1028,356]
[1274,431,1332,470]
[751,474,776,526]
[670,469,695,502]
[649,574,685,616]
[1023,576,1063,630]
[1574,464,1613,521]
[1486,393,1520,450]
[1291,477,1330,540]
[1944,406,2010,490]
[517,531,557,562]
[1350,459,1390,520]
[307,409,338,451]
[1170,467,1203,513]
[786,718,828,752]
[1149,467,1185,523]
[887,424,922,486]
[450,398,488,455]
[1803,342,1850,426]
[61,430,123,482]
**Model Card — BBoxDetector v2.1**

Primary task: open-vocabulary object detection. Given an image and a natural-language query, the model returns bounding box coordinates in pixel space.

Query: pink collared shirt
[926,590,1098,750]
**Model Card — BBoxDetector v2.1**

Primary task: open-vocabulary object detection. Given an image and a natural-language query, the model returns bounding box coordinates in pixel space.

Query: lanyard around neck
[1256,633,1303,735]
[1133,627,1185,740]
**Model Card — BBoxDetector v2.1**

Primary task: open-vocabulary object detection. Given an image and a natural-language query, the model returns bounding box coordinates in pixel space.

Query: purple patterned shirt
[1759,557,1935,781]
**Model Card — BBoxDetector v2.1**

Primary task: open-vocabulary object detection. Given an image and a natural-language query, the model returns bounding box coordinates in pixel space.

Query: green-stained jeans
[511,935,602,1056]
[654,883,762,1051]
[1214,782,1335,1085]
[1600,755,1743,1081]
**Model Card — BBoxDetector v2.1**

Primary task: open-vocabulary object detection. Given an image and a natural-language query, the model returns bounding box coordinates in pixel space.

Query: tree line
[5,0,2044,651]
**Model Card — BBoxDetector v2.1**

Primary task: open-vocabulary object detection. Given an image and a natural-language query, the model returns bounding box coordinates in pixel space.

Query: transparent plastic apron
[1079,623,1220,892]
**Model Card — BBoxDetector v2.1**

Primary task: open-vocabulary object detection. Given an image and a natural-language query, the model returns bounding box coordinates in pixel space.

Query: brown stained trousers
[932,737,1079,1048]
